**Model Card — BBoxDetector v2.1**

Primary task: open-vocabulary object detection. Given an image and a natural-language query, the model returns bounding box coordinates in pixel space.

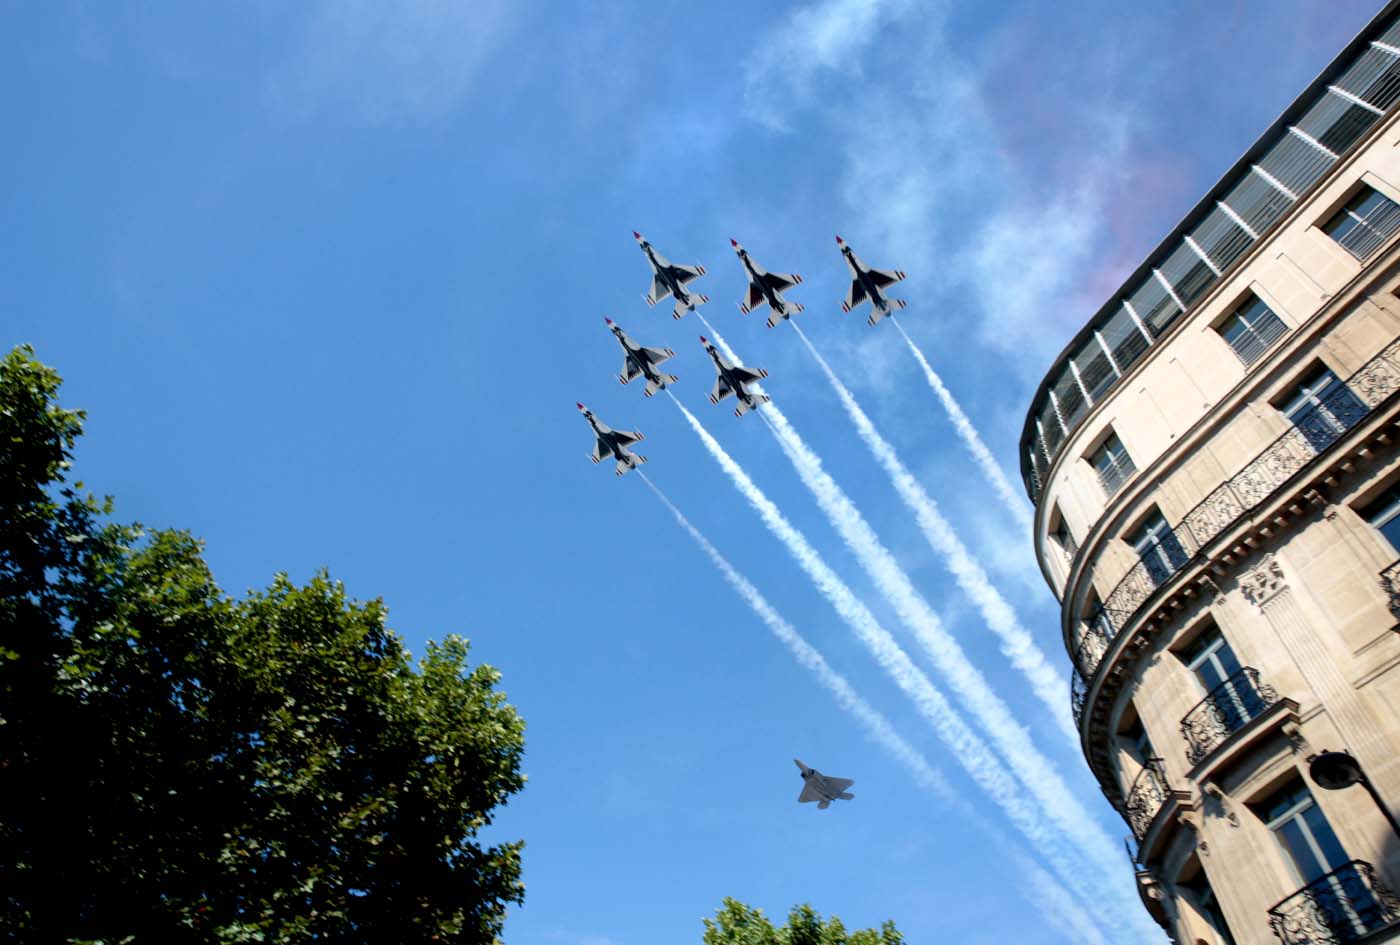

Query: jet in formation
[731,239,804,328]
[700,336,770,418]
[634,231,709,320]
[605,317,677,398]
[578,403,646,476]
[794,759,855,809]
[835,235,907,326]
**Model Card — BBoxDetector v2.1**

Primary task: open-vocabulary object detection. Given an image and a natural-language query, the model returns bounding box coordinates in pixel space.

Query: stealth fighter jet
[605,317,677,398]
[731,239,804,328]
[700,336,770,418]
[634,231,709,319]
[835,235,907,326]
[794,759,855,809]
[578,403,646,476]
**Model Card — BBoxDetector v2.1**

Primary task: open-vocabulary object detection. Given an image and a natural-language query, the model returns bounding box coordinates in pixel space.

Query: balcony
[1268,861,1400,945]
[1068,339,1400,713]
[1180,667,1281,765]
[1379,559,1400,625]
[1123,758,1172,841]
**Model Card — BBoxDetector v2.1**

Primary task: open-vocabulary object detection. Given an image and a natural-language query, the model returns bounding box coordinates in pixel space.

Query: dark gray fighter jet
[604,317,677,398]
[835,235,907,326]
[794,759,855,809]
[578,403,646,476]
[730,239,804,328]
[700,336,770,418]
[634,231,709,319]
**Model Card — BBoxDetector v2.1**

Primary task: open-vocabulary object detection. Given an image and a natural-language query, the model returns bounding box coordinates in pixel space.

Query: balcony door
[1262,782,1379,941]
[1184,627,1249,732]
[1130,511,1188,587]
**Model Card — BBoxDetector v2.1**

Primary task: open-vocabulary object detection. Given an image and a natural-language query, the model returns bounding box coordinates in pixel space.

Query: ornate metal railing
[1380,559,1400,624]
[1268,860,1400,945]
[1180,667,1280,765]
[1068,340,1400,704]
[1123,757,1171,841]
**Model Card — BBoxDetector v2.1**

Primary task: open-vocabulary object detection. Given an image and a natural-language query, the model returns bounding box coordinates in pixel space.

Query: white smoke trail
[790,321,1077,748]
[665,393,1144,936]
[753,401,1130,890]
[635,469,1112,945]
[891,316,1034,536]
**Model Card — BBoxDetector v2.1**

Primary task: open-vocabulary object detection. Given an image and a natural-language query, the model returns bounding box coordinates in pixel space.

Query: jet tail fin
[838,792,854,800]
[672,295,708,320]
[642,375,678,398]
[614,454,647,476]
[817,800,831,810]
[734,394,771,418]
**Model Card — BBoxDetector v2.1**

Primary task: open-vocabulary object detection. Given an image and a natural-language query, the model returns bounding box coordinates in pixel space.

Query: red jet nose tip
[632,231,642,239]
[835,234,844,244]
[604,317,613,325]
[730,238,738,247]
[576,402,585,410]
[699,336,708,344]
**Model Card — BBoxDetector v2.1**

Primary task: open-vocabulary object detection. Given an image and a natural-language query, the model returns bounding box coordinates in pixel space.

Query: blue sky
[2,1,1379,942]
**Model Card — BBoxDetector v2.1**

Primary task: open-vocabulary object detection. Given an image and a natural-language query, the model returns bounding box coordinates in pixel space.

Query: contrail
[790,321,1077,748]
[665,392,1148,934]
[753,396,1124,880]
[636,471,1113,945]
[891,316,1033,536]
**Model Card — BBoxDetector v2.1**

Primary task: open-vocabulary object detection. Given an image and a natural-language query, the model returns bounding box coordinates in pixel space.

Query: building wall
[1024,12,1400,945]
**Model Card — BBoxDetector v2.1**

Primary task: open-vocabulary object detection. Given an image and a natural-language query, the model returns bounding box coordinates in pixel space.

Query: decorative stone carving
[1240,555,1287,608]
[1202,784,1240,828]
[1282,720,1311,756]
[1303,487,1327,508]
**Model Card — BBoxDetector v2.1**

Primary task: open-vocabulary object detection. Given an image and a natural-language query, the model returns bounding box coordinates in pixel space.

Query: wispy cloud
[275,0,516,120]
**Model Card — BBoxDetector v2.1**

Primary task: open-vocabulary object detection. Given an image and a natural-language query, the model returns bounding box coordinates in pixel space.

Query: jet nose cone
[835,234,844,245]
[604,317,613,325]
[730,238,739,247]
[632,231,642,239]
[699,336,708,344]
[576,402,586,411]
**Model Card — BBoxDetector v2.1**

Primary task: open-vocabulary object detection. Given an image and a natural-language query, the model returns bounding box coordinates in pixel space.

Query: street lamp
[1309,750,1400,842]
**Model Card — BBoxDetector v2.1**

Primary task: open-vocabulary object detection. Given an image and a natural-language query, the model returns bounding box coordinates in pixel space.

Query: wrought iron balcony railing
[1067,340,1400,712]
[1380,559,1400,624]
[1123,757,1171,841]
[1180,667,1280,765]
[1268,860,1400,945]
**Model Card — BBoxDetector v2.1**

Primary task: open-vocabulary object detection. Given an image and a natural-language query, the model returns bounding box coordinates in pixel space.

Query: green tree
[0,346,526,943]
[703,898,904,945]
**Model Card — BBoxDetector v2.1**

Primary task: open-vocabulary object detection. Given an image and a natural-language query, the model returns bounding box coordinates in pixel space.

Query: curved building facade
[1024,7,1400,944]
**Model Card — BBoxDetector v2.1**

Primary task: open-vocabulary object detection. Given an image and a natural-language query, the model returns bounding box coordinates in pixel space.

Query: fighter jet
[634,231,709,319]
[578,403,646,476]
[731,239,804,328]
[835,235,907,327]
[605,318,677,398]
[795,759,855,810]
[700,336,770,418]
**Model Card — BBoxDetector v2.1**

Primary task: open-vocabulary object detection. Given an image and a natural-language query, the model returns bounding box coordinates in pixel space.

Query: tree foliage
[703,898,903,945]
[0,345,526,943]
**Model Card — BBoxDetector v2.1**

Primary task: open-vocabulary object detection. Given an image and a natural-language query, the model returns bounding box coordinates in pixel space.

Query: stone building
[1020,6,1400,943]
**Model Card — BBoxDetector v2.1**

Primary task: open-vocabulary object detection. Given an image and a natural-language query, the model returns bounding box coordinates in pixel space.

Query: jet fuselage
[643,243,696,310]
[842,246,892,314]
[705,344,761,410]
[738,250,790,315]
[610,327,666,388]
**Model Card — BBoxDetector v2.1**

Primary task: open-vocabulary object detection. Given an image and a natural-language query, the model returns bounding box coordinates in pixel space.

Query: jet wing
[762,271,800,292]
[645,275,671,306]
[671,263,704,285]
[842,280,868,313]
[613,430,641,449]
[867,268,905,289]
[710,374,734,403]
[798,781,823,803]
[591,436,610,464]
[641,345,675,366]
[740,282,766,314]
[822,776,854,793]
[732,366,768,385]
[620,358,643,384]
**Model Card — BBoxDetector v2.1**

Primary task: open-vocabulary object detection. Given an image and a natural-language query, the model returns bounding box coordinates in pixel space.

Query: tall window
[1120,716,1156,765]
[1260,781,1382,941]
[1322,185,1400,261]
[1049,509,1077,559]
[1218,295,1287,365]
[1184,626,1249,728]
[1091,433,1135,497]
[1128,511,1187,587]
[1278,366,1367,451]
[1179,867,1237,945]
[1361,484,1400,553]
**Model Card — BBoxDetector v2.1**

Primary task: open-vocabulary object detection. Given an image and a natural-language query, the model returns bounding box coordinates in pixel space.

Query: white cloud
[277,0,516,120]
